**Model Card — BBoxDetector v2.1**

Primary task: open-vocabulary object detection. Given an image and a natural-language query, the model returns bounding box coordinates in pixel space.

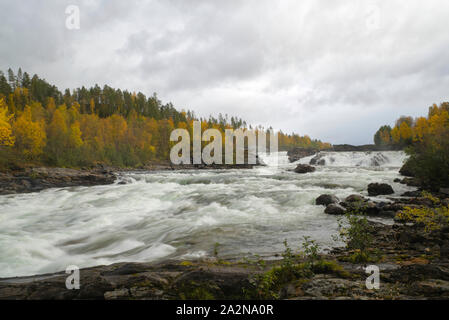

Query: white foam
[299,151,408,168]
[0,151,415,277]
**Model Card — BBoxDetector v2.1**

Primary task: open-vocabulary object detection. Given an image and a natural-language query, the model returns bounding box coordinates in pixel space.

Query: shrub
[396,205,449,232]
[333,205,375,263]
[248,237,338,299]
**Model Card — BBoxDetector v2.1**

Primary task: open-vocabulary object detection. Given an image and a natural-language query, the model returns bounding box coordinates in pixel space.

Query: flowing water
[0,151,414,278]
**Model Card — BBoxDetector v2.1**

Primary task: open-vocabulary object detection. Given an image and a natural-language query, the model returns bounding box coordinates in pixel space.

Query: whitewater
[0,151,415,278]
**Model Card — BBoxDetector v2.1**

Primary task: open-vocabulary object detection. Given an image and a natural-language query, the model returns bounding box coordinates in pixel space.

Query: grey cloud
[1,0,449,144]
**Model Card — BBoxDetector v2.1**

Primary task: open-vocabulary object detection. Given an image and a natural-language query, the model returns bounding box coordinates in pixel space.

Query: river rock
[399,161,416,177]
[407,197,436,207]
[363,201,380,215]
[368,183,394,196]
[399,177,422,187]
[324,203,346,215]
[315,194,340,206]
[377,210,397,218]
[310,154,326,166]
[344,194,365,203]
[401,190,422,197]
[294,164,316,174]
[0,167,116,195]
[413,280,449,295]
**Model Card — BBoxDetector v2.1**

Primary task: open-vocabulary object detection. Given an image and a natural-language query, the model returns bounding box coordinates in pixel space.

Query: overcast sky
[1,0,449,144]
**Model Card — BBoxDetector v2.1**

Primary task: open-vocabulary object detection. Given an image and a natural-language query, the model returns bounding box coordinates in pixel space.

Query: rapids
[0,151,414,277]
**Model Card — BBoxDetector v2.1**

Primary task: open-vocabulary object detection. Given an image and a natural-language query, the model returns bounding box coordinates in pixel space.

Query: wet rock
[399,177,422,187]
[363,201,380,215]
[294,164,316,174]
[413,280,449,296]
[401,190,422,197]
[407,197,436,207]
[384,202,406,212]
[316,194,340,206]
[399,161,416,177]
[368,183,394,196]
[0,167,116,195]
[310,155,326,166]
[324,203,347,215]
[344,194,365,203]
[378,210,397,218]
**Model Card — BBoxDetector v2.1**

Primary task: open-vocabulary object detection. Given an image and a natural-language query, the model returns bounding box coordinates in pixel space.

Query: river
[0,151,414,278]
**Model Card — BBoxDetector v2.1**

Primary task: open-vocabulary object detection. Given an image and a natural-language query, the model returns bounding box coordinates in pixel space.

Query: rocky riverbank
[0,162,258,195]
[1,189,449,300]
[0,167,117,195]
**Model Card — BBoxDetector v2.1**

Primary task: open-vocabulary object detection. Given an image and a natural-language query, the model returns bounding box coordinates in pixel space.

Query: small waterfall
[257,152,290,167]
[299,151,407,168]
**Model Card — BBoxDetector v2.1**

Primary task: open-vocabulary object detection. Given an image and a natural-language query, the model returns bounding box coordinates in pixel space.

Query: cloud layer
[2,0,449,144]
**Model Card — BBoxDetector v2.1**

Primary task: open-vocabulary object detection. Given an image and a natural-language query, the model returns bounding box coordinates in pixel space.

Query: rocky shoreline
[1,189,449,300]
[0,162,258,195]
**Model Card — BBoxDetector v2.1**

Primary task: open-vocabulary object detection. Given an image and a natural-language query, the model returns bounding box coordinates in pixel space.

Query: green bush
[333,206,375,263]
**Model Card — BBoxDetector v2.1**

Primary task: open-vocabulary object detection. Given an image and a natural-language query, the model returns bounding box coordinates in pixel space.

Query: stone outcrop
[294,164,316,174]
[324,203,347,215]
[316,194,340,206]
[0,167,116,195]
[367,183,395,196]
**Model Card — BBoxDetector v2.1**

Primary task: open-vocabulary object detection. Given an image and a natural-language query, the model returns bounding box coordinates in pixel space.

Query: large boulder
[315,194,339,206]
[294,164,316,174]
[324,203,346,215]
[368,183,394,196]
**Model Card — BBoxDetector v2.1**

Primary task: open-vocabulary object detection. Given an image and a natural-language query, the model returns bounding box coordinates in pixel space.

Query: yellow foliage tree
[391,126,401,144]
[399,121,413,142]
[69,121,83,148]
[0,98,15,147]
[13,106,46,158]
[413,117,429,142]
[46,108,69,163]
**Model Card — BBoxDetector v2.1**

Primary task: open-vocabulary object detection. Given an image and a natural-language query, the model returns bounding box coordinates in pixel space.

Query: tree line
[0,68,331,169]
[374,102,449,189]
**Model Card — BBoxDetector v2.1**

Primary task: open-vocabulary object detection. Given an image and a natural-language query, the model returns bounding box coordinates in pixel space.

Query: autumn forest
[0,68,331,169]
[374,102,449,189]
